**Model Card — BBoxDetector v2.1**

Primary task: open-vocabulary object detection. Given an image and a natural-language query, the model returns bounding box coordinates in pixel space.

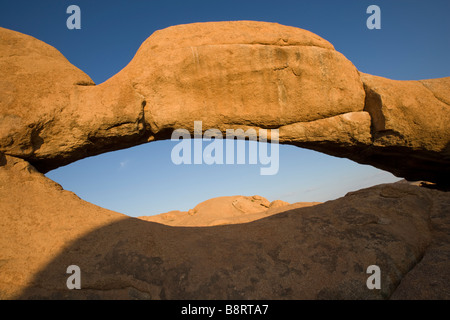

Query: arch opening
[45,139,402,225]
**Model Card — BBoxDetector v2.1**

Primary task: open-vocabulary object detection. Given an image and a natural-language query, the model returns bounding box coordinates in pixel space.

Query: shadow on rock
[16,183,443,300]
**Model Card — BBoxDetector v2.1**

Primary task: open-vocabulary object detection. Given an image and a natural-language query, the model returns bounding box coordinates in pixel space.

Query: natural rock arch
[1,21,450,300]
[1,21,449,186]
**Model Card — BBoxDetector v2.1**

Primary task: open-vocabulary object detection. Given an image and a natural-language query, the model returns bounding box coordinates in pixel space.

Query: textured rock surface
[1,154,449,299]
[139,195,319,226]
[0,22,449,185]
[0,26,94,159]
[361,73,450,185]
[126,22,364,134]
[0,26,147,172]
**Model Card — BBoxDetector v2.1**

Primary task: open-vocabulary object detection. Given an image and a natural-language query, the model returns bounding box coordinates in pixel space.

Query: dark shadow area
[0,152,6,167]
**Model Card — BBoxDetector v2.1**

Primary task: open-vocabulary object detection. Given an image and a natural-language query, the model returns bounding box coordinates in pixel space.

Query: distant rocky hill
[139,195,320,226]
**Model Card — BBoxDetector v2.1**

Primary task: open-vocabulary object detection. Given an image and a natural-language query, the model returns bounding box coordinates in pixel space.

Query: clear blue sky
[1,1,449,217]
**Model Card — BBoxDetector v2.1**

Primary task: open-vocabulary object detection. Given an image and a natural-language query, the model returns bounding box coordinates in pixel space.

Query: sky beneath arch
[1,0,449,217]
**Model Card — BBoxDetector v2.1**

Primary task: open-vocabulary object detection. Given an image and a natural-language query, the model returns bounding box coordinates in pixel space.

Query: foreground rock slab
[1,154,448,299]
